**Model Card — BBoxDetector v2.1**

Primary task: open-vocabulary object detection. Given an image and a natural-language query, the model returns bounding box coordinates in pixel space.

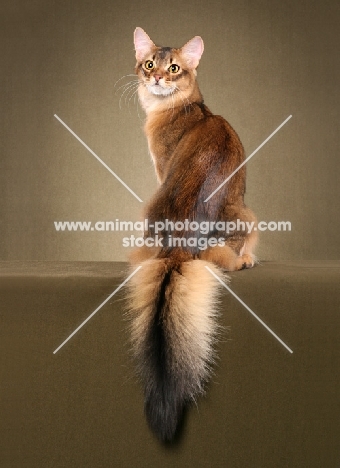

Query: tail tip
[145,393,185,442]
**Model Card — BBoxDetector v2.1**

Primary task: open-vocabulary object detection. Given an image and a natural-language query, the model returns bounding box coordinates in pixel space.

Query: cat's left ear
[181,36,204,69]
[134,27,156,61]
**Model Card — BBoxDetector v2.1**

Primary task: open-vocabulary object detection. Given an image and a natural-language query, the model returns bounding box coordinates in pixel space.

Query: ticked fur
[126,27,258,442]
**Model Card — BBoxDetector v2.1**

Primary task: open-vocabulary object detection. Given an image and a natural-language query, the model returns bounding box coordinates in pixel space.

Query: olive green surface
[1,261,339,467]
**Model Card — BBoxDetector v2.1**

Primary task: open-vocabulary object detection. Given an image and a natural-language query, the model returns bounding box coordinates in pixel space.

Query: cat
[126,27,258,442]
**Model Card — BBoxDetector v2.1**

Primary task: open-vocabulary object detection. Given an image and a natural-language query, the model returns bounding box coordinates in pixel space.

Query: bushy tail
[126,250,224,442]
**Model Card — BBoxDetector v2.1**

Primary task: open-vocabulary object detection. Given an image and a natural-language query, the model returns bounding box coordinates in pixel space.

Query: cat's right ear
[134,27,155,61]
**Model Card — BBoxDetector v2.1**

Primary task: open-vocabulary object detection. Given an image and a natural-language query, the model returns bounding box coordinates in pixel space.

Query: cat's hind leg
[199,210,258,271]
[200,243,246,271]
[200,241,256,271]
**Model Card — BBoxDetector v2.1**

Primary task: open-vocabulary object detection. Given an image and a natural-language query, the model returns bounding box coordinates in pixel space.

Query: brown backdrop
[1,0,339,261]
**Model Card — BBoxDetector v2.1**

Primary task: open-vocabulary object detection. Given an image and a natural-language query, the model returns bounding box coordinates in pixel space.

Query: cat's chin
[147,85,174,97]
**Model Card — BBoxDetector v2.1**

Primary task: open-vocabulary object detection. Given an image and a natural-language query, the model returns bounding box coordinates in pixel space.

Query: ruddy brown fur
[126,27,258,441]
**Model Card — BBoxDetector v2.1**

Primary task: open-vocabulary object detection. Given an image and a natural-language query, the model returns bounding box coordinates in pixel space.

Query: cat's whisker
[127,87,139,114]
[133,90,138,109]
[116,80,139,92]
[115,79,140,95]
[128,87,138,106]
[114,74,144,120]
[119,82,139,110]
[124,82,139,104]
[113,74,139,89]
[136,96,143,122]
[130,83,144,121]
[118,83,136,109]
[126,90,137,115]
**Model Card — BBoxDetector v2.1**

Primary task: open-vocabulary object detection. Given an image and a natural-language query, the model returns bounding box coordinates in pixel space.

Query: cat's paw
[236,254,255,270]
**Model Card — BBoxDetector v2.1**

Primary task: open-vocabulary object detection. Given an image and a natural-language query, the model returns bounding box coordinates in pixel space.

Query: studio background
[1,3,340,468]
[1,0,339,261]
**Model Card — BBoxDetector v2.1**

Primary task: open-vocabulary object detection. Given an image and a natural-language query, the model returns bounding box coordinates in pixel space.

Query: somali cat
[126,27,258,442]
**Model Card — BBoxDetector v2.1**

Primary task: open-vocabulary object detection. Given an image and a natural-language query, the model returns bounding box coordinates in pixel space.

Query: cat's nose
[154,74,162,83]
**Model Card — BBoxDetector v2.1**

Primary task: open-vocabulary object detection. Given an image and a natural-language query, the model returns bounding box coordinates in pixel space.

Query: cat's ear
[181,36,204,69]
[134,27,155,61]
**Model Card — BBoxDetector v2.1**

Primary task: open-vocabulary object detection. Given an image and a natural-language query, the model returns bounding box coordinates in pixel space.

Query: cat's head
[133,27,204,111]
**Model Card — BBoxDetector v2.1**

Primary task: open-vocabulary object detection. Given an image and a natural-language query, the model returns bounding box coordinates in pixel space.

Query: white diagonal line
[205,266,293,353]
[54,114,143,202]
[53,266,142,354]
[204,115,292,202]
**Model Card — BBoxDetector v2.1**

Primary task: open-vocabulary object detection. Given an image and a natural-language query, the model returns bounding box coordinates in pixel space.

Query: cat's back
[176,104,244,160]
[147,102,241,146]
[146,102,244,183]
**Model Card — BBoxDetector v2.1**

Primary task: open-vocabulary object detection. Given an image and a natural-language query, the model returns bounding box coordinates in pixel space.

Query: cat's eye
[145,60,154,70]
[168,64,180,73]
